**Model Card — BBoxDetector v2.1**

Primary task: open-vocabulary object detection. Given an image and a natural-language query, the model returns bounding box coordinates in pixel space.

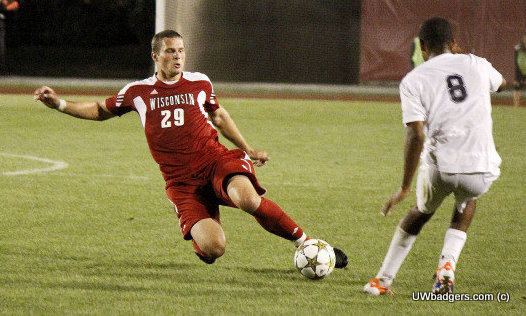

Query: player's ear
[151,51,158,62]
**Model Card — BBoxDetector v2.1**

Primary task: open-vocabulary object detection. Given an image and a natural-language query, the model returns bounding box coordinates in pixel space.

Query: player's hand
[381,187,411,216]
[247,149,269,167]
[33,86,61,109]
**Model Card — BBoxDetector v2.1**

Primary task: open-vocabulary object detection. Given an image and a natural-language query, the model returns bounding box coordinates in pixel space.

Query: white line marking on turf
[0,152,69,176]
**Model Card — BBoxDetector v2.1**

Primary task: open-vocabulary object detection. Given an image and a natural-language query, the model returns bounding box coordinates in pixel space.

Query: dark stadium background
[4,0,525,83]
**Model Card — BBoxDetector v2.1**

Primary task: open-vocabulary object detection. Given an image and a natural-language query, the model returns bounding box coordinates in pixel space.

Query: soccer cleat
[432,261,455,294]
[195,252,216,264]
[363,277,392,296]
[333,247,348,269]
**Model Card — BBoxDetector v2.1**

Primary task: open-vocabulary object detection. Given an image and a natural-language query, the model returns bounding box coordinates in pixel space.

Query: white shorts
[416,163,496,214]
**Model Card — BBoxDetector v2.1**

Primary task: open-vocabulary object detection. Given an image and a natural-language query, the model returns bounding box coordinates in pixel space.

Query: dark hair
[151,30,183,54]
[419,17,453,53]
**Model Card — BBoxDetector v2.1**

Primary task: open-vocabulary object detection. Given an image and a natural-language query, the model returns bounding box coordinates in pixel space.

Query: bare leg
[450,199,476,232]
[372,206,433,284]
[226,175,261,214]
[400,206,434,235]
[190,218,226,260]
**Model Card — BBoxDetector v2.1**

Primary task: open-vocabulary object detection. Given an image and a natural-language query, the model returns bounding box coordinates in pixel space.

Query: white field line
[1,152,68,176]
[1,153,150,180]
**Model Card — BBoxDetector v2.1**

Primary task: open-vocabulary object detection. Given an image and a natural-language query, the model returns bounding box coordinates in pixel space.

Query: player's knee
[206,241,226,259]
[227,176,261,213]
[400,206,433,235]
[201,238,226,259]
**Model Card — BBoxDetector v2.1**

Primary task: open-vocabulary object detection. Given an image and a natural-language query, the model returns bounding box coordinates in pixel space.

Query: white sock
[438,228,467,270]
[376,226,417,285]
[294,233,307,247]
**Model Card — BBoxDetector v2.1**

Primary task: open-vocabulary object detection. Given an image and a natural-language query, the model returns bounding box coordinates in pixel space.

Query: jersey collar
[154,72,185,87]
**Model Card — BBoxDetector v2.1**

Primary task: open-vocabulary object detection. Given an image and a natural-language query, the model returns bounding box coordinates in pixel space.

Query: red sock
[253,198,304,241]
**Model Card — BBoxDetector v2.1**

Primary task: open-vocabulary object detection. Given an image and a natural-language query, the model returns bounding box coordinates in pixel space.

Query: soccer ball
[294,239,336,279]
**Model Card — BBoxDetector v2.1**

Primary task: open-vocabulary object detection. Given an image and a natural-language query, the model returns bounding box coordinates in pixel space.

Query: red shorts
[165,149,266,240]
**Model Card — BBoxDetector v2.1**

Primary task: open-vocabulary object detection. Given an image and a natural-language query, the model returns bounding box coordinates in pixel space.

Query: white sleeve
[400,79,426,125]
[482,58,503,92]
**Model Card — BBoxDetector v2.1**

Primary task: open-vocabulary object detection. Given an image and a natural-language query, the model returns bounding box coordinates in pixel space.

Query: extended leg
[227,174,348,268]
[381,207,433,280]
[226,175,305,243]
[364,206,434,296]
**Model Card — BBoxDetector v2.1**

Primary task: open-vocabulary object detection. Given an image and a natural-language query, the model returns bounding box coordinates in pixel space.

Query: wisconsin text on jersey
[149,93,196,110]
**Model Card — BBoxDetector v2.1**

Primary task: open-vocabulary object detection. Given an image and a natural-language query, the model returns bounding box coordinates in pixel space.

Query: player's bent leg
[433,199,476,293]
[190,218,226,264]
[365,207,434,296]
[433,171,491,293]
[366,164,451,295]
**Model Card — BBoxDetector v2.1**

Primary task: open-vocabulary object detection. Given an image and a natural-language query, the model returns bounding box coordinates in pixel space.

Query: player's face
[154,37,186,80]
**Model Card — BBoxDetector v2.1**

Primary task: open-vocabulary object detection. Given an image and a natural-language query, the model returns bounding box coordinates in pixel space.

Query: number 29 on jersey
[161,109,184,128]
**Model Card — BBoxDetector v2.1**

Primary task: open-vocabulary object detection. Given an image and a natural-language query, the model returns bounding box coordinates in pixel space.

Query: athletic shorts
[165,149,266,240]
[415,162,496,214]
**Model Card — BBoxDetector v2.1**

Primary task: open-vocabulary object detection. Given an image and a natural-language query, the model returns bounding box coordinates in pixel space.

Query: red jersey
[105,72,228,188]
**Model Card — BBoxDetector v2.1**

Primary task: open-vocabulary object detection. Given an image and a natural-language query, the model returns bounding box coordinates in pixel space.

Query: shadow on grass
[229,266,296,275]
[2,247,93,262]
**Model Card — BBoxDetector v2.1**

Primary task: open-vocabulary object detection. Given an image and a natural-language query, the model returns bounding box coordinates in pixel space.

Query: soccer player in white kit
[363,17,507,295]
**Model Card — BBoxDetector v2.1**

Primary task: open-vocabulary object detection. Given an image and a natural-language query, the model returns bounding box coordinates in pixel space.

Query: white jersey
[400,53,502,177]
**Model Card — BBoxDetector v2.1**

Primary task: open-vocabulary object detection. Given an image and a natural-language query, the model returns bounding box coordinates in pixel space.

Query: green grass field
[1,94,525,314]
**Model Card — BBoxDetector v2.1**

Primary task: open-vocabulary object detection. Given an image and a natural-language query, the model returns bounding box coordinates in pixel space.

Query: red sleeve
[204,82,220,112]
[105,92,135,117]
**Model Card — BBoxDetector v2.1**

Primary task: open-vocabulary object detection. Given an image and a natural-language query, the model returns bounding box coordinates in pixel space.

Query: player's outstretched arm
[209,107,269,166]
[382,121,425,216]
[33,86,115,121]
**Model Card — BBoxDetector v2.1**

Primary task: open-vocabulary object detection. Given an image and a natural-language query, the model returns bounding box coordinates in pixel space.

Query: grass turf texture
[1,94,525,313]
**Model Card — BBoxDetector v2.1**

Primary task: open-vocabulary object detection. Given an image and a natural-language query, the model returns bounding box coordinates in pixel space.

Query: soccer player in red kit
[33,30,348,267]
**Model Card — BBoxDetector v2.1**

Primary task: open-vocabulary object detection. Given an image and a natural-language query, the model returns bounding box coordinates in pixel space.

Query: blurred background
[1,0,525,84]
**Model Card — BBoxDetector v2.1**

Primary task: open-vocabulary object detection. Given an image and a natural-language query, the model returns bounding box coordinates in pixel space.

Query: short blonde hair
[151,30,182,54]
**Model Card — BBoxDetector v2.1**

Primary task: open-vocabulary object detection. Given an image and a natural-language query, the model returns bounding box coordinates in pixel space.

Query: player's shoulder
[401,66,423,88]
[466,53,496,71]
[183,71,212,83]
[118,76,157,96]
[467,53,488,63]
